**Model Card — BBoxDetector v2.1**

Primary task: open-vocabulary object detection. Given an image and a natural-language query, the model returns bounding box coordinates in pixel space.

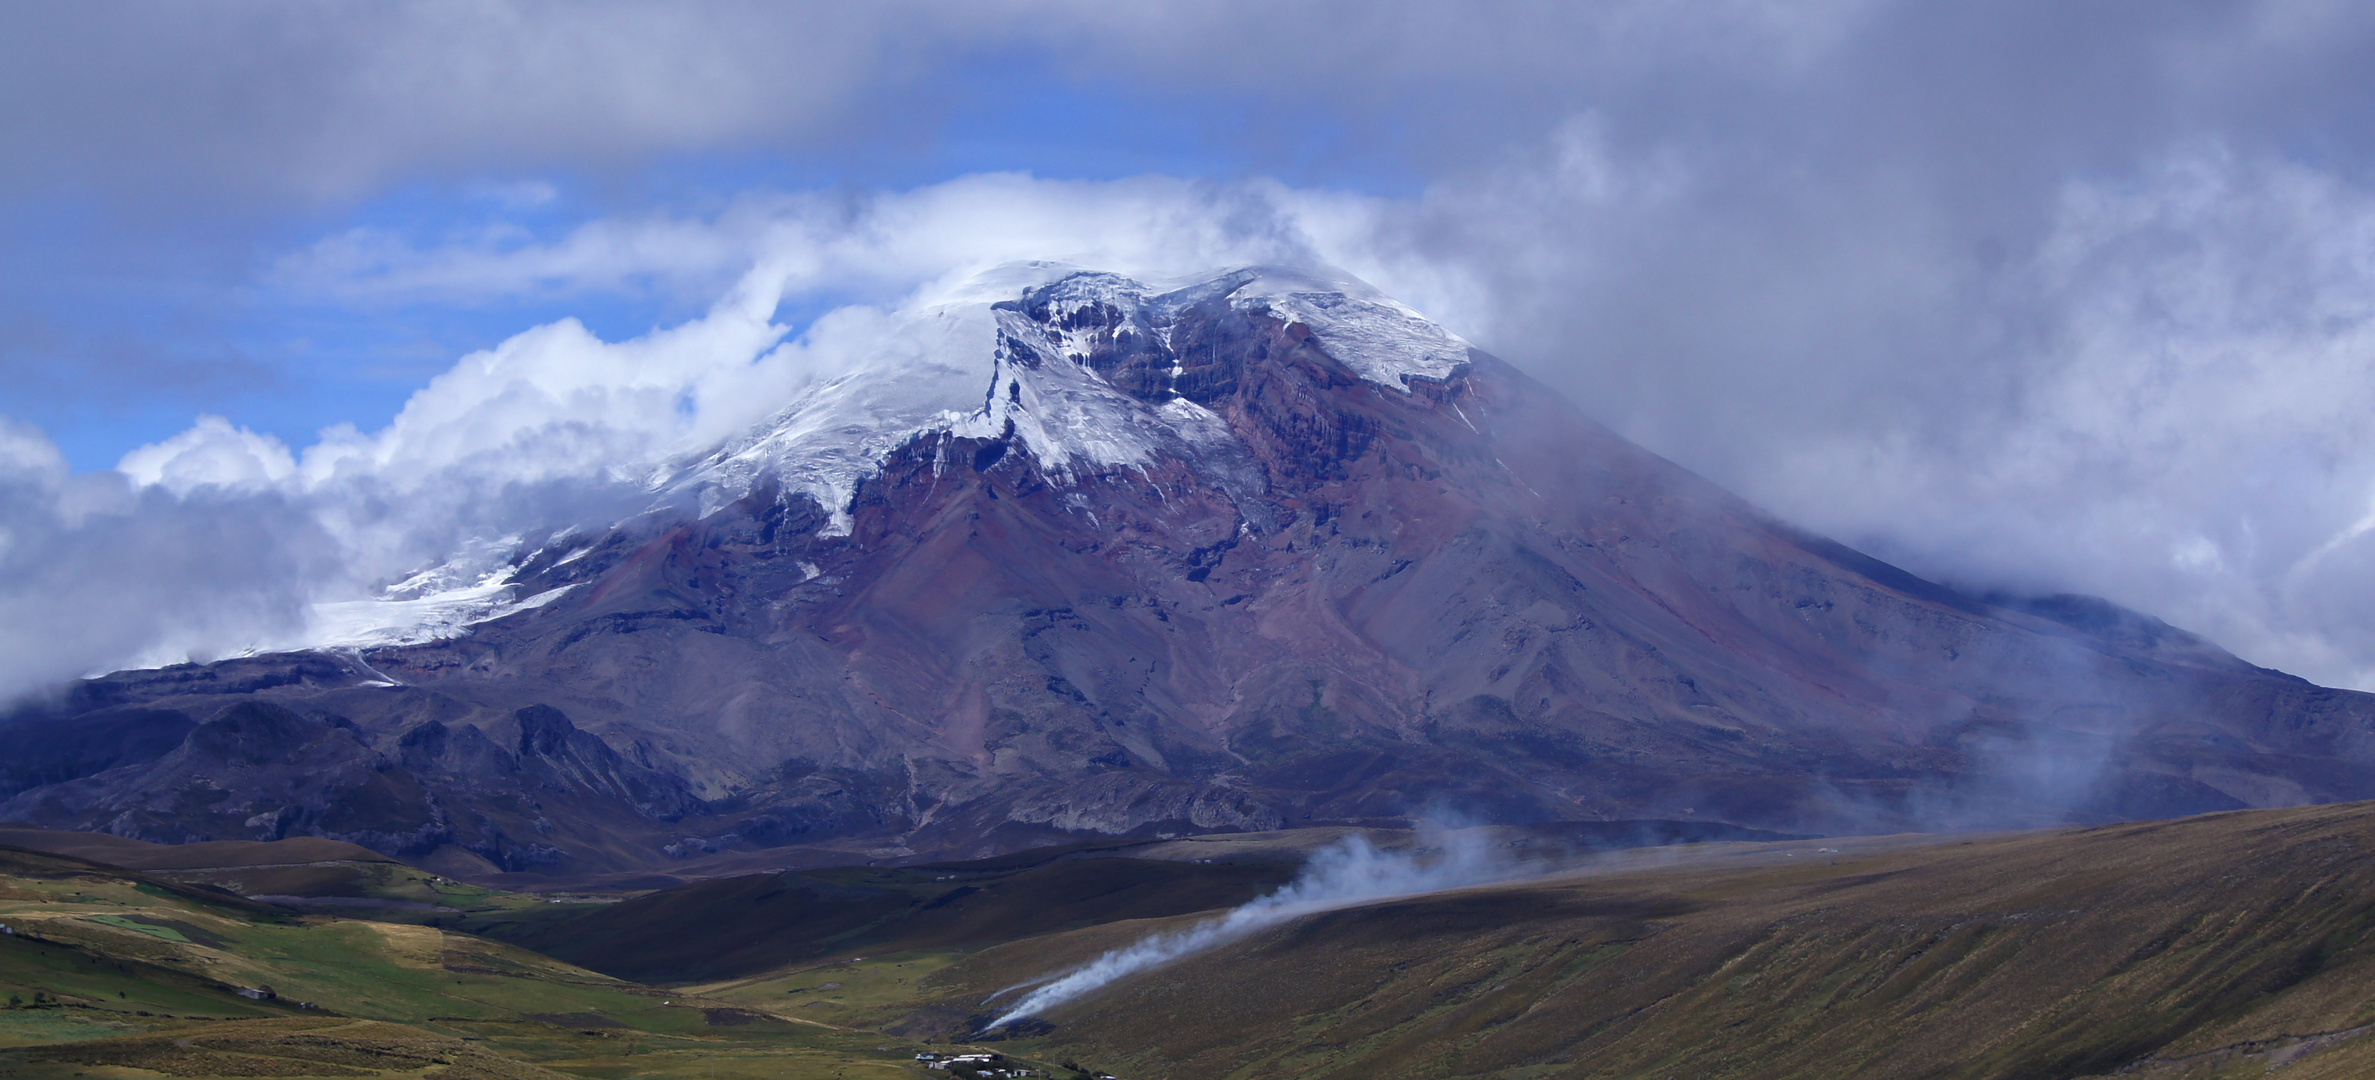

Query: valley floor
[10,803,2375,1078]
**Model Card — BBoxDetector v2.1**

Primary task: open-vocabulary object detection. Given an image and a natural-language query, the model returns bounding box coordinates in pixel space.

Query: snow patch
[300,540,581,650]
[1227,267,1474,388]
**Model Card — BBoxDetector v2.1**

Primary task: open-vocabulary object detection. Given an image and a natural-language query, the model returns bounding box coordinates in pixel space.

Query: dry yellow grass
[27,803,2375,1078]
[879,803,2375,1080]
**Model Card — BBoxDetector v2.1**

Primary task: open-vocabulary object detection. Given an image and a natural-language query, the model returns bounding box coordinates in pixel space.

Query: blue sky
[12,2,2375,694]
[2,43,1417,470]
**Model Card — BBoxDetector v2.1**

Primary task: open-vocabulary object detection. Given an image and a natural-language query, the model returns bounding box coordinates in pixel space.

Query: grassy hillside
[0,845,960,1078]
[474,822,1778,986]
[0,825,396,869]
[17,804,2375,1078]
[850,803,2375,1080]
[0,823,548,917]
[495,852,1300,985]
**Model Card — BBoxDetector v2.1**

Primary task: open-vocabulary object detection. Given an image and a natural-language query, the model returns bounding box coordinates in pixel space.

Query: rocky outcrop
[0,697,701,874]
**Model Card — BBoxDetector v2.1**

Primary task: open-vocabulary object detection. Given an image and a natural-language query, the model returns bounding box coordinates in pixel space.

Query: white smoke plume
[985,825,1531,1029]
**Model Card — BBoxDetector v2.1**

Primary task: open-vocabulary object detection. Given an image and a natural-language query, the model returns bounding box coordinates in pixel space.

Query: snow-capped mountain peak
[299,264,1473,650]
[664,263,1472,523]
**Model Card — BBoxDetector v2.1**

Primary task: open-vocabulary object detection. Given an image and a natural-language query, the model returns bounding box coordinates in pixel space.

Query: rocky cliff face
[7,267,2375,878]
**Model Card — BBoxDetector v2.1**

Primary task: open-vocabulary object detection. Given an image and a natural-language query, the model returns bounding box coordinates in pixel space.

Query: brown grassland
[11,803,2375,1078]
[877,804,2375,1079]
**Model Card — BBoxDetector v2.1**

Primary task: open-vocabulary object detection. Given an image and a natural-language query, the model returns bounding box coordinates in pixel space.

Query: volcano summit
[6,265,2374,879]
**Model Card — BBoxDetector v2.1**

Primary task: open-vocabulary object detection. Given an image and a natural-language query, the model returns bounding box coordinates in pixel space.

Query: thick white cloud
[1844,150,2375,686]
[273,175,1323,305]
[117,417,298,495]
[0,419,335,696]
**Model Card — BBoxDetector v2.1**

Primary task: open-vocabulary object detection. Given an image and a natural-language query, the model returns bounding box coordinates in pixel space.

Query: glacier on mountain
[301,263,1475,649]
[667,264,1474,519]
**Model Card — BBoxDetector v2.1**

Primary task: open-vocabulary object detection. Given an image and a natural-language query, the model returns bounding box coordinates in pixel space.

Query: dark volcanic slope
[7,268,2375,876]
